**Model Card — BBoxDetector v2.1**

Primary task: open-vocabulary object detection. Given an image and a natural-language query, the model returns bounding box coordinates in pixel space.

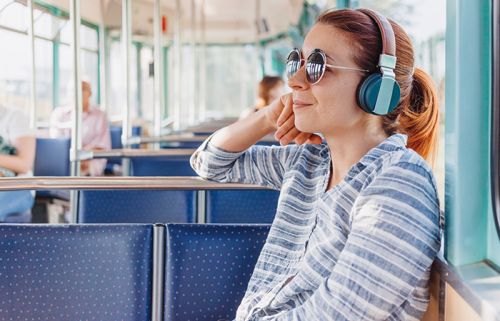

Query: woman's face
[288,23,370,135]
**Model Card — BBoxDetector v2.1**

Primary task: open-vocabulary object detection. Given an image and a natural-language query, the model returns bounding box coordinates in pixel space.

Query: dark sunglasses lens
[286,51,301,79]
[306,51,325,84]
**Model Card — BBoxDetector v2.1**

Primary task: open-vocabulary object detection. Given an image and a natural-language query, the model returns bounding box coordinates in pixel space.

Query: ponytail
[396,68,439,165]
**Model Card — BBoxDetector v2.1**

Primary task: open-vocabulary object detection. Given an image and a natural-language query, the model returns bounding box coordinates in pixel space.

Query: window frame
[491,0,500,239]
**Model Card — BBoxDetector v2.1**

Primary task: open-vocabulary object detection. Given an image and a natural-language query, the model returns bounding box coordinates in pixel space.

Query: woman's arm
[0,136,36,174]
[191,95,323,189]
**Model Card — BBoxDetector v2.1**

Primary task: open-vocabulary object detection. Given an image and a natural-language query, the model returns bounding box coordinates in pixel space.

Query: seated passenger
[191,8,441,320]
[50,80,111,176]
[0,105,35,221]
[239,76,286,119]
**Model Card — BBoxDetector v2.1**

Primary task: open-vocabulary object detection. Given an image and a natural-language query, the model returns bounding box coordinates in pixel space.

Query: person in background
[0,104,36,221]
[240,76,286,119]
[50,80,111,176]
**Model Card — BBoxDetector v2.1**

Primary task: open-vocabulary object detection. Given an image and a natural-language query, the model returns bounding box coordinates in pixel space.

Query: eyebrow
[301,48,337,63]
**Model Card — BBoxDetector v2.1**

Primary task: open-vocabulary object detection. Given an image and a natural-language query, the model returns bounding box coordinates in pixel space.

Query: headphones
[356,9,401,116]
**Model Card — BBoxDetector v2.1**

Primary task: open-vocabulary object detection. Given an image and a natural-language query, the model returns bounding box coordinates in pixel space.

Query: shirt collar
[357,133,408,167]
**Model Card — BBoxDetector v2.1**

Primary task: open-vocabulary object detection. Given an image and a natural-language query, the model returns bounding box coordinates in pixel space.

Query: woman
[192,8,441,321]
[240,76,286,119]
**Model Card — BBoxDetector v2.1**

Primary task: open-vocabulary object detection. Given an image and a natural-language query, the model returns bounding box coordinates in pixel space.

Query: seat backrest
[0,224,153,321]
[110,125,142,149]
[34,137,70,176]
[130,156,197,176]
[165,224,270,321]
[78,190,197,223]
[206,189,280,223]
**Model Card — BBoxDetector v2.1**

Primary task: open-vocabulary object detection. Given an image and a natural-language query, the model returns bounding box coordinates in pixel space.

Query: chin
[294,118,316,134]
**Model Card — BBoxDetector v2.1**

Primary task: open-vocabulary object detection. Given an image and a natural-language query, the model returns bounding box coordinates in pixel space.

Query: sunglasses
[286,48,369,85]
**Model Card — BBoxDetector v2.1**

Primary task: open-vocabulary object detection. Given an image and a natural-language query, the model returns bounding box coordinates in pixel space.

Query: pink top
[50,106,111,176]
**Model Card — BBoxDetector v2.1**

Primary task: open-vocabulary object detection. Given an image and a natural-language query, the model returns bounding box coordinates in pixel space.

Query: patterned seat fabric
[78,190,197,223]
[0,224,153,321]
[165,224,270,321]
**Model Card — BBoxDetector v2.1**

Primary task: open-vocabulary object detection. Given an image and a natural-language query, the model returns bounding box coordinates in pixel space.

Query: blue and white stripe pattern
[191,134,441,321]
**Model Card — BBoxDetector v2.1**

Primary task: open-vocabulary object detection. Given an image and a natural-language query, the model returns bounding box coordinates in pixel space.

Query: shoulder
[360,147,440,223]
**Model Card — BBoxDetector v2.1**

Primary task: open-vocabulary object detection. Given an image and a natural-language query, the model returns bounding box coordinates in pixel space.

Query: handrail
[124,133,277,145]
[0,177,272,191]
[74,148,197,161]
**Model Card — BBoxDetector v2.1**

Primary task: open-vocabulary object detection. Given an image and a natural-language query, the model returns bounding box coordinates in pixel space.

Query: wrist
[259,108,277,133]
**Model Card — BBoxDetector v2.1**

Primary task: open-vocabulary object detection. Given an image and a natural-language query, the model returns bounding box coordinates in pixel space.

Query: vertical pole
[189,0,197,126]
[69,0,82,222]
[99,0,107,112]
[121,0,132,175]
[173,0,182,131]
[255,0,264,83]
[199,0,206,123]
[27,0,37,129]
[153,0,164,147]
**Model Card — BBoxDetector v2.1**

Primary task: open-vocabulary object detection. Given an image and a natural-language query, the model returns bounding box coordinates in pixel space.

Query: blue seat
[0,224,153,321]
[206,190,280,223]
[165,224,270,321]
[34,137,71,176]
[106,126,142,174]
[130,155,197,176]
[34,137,71,200]
[78,190,197,223]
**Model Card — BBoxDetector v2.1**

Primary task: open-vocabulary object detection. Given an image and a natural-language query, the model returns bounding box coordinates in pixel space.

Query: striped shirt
[190,133,441,321]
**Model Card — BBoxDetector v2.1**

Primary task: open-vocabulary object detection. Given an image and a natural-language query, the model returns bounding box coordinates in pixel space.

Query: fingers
[293,132,311,145]
[279,127,301,146]
[277,94,293,127]
[306,134,323,144]
[274,113,295,141]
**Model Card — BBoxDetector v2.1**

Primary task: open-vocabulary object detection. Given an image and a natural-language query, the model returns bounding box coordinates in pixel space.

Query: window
[0,1,99,125]
[0,1,27,31]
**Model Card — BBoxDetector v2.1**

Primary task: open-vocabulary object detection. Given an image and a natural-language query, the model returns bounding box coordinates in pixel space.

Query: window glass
[140,46,154,121]
[59,44,99,108]
[81,50,98,106]
[60,21,98,51]
[34,38,53,123]
[0,1,27,31]
[0,29,30,113]
[34,10,65,40]
[108,41,139,121]
[58,44,72,107]
[80,24,98,51]
[201,45,258,120]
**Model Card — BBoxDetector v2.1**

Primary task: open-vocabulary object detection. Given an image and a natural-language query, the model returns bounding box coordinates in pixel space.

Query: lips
[293,99,313,109]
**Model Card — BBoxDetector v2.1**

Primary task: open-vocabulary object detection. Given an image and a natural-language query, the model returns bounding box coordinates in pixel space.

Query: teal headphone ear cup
[357,73,401,115]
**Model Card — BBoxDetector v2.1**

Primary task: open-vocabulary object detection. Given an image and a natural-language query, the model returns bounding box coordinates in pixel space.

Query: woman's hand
[269,93,322,146]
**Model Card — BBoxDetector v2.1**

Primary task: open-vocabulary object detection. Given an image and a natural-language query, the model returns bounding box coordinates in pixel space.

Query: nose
[288,63,309,91]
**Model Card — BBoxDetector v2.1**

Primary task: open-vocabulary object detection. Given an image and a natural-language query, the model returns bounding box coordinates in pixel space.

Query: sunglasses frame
[286,48,369,85]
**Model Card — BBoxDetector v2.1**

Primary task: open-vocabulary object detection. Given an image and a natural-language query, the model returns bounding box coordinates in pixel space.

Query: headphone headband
[357,8,396,57]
